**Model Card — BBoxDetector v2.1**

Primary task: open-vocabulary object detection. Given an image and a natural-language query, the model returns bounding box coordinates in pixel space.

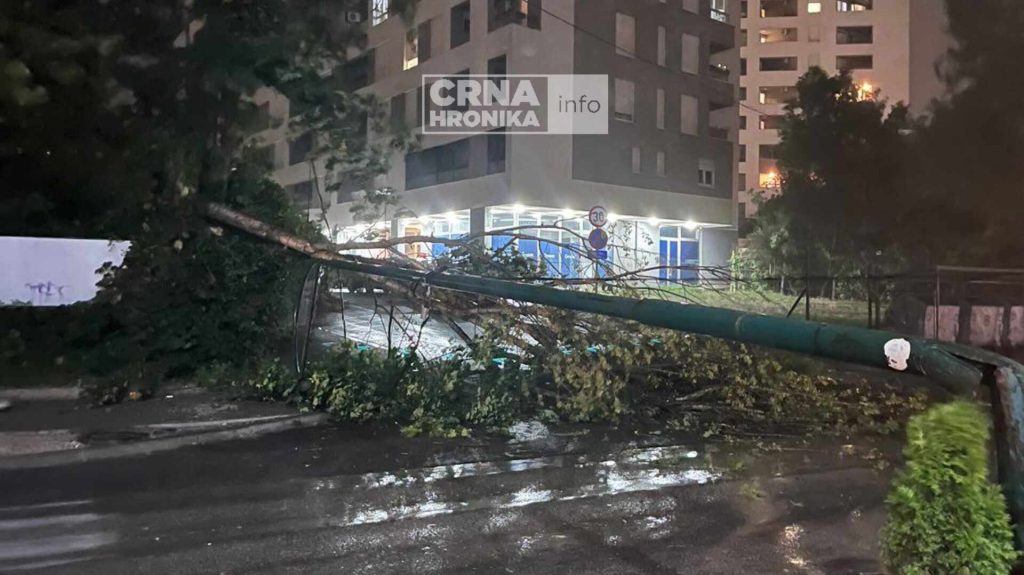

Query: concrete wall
[917,305,1024,349]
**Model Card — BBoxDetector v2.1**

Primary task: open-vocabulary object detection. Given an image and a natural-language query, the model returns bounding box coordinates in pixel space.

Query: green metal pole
[316,256,1023,545]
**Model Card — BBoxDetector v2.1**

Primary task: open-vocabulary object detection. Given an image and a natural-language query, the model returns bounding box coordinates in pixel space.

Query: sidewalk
[0,384,328,467]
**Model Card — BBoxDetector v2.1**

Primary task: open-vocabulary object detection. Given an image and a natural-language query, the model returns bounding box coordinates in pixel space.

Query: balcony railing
[707,63,731,80]
[710,8,729,23]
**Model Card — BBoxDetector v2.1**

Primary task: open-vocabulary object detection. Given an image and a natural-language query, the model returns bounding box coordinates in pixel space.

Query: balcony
[710,8,729,23]
[707,63,731,81]
[760,0,798,18]
[709,126,730,140]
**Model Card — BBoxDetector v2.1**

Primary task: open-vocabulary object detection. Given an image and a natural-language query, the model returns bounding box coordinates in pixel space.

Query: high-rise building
[256,0,741,280]
[737,0,949,222]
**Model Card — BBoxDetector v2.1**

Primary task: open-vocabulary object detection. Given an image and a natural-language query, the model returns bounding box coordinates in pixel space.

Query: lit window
[614,78,635,122]
[698,159,715,187]
[807,1,821,13]
[372,0,390,25]
[403,28,419,70]
[836,0,871,11]
[759,171,781,189]
[711,0,728,22]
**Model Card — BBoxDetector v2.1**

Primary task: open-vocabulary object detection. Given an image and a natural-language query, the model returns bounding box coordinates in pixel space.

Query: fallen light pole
[206,202,1024,547]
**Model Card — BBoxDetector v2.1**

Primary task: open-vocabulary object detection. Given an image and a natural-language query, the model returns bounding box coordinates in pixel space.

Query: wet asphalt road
[0,425,893,574]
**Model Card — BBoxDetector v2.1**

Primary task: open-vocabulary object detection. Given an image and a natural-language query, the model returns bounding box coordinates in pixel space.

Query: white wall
[0,237,129,307]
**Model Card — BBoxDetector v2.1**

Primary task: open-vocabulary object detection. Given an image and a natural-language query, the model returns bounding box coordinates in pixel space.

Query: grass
[661,287,872,327]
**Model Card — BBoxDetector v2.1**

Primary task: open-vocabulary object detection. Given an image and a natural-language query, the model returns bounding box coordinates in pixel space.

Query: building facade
[737,0,949,220]
[258,0,741,280]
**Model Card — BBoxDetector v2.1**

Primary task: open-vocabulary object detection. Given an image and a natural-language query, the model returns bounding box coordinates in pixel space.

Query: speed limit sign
[588,205,608,228]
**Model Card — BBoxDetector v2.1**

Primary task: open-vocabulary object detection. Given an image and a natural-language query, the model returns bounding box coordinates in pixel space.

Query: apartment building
[258,0,740,280]
[737,0,949,221]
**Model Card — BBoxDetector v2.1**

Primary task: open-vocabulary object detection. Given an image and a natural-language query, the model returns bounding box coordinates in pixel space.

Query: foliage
[908,0,1024,266]
[246,304,925,438]
[0,0,411,387]
[881,401,1018,574]
[769,68,913,279]
[251,341,533,438]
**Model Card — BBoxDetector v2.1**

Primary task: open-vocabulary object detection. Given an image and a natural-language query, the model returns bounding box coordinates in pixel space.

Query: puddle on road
[335,443,721,529]
[0,499,117,572]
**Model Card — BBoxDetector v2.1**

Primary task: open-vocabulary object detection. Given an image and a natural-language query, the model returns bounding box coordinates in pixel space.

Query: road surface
[0,424,893,574]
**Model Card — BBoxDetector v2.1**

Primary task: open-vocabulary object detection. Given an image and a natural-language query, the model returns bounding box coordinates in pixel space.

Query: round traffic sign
[588,205,608,228]
[588,228,609,250]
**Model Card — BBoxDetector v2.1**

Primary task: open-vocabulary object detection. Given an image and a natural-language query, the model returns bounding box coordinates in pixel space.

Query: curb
[0,412,330,471]
[0,387,81,401]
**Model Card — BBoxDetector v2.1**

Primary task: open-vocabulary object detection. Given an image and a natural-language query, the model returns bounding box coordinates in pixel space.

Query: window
[681,33,700,74]
[403,27,419,70]
[698,159,715,187]
[739,114,747,129]
[759,85,797,104]
[451,2,471,48]
[760,56,798,71]
[657,27,667,66]
[837,26,873,44]
[683,0,699,13]
[760,0,798,17]
[401,21,433,69]
[837,0,871,11]
[836,55,873,70]
[390,92,406,129]
[415,85,424,126]
[656,89,665,129]
[808,25,820,42]
[405,138,471,189]
[656,151,666,176]
[614,78,635,122]
[710,0,728,22]
[739,87,747,100]
[740,58,747,75]
[741,0,748,17]
[489,0,540,31]
[759,27,798,43]
[632,146,642,173]
[444,69,471,113]
[372,0,390,25]
[807,1,821,13]
[680,94,698,135]
[615,13,636,57]
[289,132,313,165]
[760,143,781,159]
[739,144,746,162]
[740,28,747,47]
[738,173,747,190]
[285,180,314,209]
[488,54,507,77]
[759,114,784,129]
[487,131,506,174]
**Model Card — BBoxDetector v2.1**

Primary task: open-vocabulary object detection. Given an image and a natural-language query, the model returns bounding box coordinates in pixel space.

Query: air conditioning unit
[345,10,364,24]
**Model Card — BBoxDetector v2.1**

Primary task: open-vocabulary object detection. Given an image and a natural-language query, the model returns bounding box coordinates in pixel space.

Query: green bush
[881,401,1018,574]
[250,342,533,437]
